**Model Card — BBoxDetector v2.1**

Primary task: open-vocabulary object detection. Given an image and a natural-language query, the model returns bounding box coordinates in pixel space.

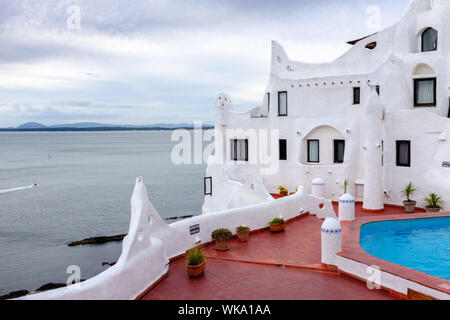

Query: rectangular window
[266,92,270,114]
[376,85,380,95]
[414,78,436,106]
[353,87,360,105]
[231,139,248,161]
[334,140,345,164]
[278,91,287,116]
[307,140,319,163]
[396,140,411,167]
[279,139,287,160]
[203,177,212,196]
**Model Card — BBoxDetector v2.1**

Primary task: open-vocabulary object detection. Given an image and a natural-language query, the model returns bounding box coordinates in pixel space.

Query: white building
[203,0,450,212]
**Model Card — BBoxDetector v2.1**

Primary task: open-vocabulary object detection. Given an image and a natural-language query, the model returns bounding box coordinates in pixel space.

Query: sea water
[0,131,206,295]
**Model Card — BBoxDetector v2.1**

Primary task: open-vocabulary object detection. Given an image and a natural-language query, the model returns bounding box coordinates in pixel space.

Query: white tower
[362,87,384,212]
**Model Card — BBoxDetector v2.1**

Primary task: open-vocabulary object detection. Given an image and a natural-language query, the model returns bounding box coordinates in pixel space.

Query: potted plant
[401,182,417,213]
[278,186,289,197]
[186,247,205,278]
[269,217,286,232]
[236,225,250,242]
[211,228,232,251]
[424,193,444,213]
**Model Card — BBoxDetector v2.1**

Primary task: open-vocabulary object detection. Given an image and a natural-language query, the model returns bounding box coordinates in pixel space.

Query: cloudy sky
[0,0,410,127]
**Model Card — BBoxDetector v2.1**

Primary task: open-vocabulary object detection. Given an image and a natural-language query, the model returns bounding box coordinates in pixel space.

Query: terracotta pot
[279,191,288,197]
[214,238,229,251]
[236,228,250,242]
[403,200,416,213]
[425,207,440,213]
[270,223,286,233]
[187,260,205,278]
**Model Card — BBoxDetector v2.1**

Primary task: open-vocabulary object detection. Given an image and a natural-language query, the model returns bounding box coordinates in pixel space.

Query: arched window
[422,28,437,52]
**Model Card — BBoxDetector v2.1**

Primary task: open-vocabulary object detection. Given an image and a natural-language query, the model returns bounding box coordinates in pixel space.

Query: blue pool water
[360,217,450,280]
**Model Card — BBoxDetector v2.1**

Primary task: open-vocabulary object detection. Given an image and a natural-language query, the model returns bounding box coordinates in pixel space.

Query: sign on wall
[189,224,200,235]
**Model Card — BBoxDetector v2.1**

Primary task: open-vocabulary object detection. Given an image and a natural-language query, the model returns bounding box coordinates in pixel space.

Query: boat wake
[0,184,39,195]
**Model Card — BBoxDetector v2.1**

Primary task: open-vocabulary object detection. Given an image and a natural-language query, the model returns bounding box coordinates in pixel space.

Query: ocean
[0,131,206,295]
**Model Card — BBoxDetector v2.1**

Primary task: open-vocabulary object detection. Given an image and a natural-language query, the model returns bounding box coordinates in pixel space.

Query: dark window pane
[422,28,438,52]
[307,140,319,163]
[414,78,436,106]
[279,139,287,160]
[396,141,411,167]
[231,139,249,161]
[278,91,287,116]
[334,140,345,163]
[353,87,360,105]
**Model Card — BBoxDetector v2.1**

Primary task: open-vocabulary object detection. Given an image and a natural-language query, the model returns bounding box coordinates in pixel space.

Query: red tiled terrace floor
[140,200,449,300]
[140,201,416,300]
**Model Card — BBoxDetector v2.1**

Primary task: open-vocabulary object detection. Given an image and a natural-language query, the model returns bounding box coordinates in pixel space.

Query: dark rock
[36,282,66,292]
[68,234,126,246]
[0,290,29,300]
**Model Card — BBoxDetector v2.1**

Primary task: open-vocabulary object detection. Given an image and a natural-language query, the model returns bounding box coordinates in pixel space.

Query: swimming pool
[360,217,450,280]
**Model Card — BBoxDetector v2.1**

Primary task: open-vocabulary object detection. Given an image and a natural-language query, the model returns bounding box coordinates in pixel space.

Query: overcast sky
[0,0,410,127]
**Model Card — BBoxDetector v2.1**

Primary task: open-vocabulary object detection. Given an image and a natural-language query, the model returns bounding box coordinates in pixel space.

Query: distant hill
[2,122,214,131]
[17,122,47,129]
[49,122,116,128]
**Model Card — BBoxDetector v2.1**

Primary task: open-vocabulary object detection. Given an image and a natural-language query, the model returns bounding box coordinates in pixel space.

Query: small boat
[0,184,39,195]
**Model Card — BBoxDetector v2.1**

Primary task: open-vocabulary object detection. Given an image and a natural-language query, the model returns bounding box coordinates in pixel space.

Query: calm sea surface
[0,131,206,295]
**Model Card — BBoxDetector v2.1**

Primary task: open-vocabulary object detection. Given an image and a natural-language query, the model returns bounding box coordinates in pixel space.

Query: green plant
[278,186,288,193]
[343,179,348,194]
[270,218,285,225]
[401,182,417,202]
[236,225,249,232]
[186,247,205,266]
[424,193,445,209]
[211,228,232,241]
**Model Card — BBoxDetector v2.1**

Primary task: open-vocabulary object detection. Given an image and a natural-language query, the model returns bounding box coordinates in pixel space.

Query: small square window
[279,139,287,160]
[396,141,411,167]
[414,78,436,106]
[353,87,360,105]
[278,91,287,116]
[231,139,248,161]
[307,140,319,163]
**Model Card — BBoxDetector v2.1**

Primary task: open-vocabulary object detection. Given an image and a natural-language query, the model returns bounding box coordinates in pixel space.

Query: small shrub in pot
[186,247,205,278]
[269,217,286,232]
[401,182,417,213]
[236,225,250,242]
[211,228,232,251]
[424,193,444,213]
[278,186,288,197]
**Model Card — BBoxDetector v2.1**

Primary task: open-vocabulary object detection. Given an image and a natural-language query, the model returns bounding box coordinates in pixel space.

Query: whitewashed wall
[19,179,335,300]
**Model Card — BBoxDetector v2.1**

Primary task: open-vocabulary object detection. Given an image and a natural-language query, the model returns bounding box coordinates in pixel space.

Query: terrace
[141,203,450,300]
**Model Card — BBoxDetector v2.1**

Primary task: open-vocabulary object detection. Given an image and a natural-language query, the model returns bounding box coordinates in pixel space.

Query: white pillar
[338,193,355,221]
[321,218,342,265]
[362,88,384,211]
[311,178,325,198]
